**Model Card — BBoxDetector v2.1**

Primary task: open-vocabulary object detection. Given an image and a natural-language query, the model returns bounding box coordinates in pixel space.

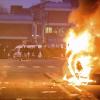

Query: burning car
[63,27,100,86]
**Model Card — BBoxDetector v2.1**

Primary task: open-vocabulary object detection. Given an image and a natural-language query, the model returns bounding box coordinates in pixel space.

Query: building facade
[0,14,33,47]
[30,1,73,47]
[0,0,79,48]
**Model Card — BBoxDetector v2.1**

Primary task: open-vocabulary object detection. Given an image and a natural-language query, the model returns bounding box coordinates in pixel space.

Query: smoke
[80,0,99,14]
[67,0,100,73]
[69,0,100,31]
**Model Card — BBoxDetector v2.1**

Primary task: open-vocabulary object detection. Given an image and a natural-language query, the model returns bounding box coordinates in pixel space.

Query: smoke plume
[69,0,100,31]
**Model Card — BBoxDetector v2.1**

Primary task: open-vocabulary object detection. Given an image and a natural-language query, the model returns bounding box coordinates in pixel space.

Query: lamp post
[32,13,37,44]
[34,22,37,44]
[40,4,46,45]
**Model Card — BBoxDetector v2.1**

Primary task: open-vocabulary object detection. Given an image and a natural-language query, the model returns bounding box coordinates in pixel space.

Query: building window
[45,26,53,33]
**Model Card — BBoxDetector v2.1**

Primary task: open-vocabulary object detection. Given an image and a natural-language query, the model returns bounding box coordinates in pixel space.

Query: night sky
[0,0,40,9]
[0,0,99,12]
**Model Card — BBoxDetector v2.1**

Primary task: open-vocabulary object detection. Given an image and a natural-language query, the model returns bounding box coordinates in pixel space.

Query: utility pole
[34,22,37,44]
[41,4,45,44]
[32,13,37,44]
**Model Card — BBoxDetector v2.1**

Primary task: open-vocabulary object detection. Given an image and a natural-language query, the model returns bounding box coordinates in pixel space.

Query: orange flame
[63,28,96,86]
[63,0,100,86]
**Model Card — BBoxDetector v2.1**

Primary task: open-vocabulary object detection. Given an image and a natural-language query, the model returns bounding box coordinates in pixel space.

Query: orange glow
[63,27,96,86]
[63,0,100,86]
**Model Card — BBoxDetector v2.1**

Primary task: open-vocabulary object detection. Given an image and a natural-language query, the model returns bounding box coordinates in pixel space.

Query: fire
[63,28,96,86]
[63,0,100,86]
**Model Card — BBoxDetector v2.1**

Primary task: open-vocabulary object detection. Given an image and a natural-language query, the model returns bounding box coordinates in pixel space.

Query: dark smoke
[79,0,99,15]
[68,0,100,32]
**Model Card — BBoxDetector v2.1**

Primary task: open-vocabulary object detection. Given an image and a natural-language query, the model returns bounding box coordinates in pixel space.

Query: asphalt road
[0,59,99,100]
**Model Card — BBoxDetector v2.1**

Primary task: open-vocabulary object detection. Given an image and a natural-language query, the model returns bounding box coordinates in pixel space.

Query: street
[0,58,71,100]
[0,0,99,99]
[0,59,99,100]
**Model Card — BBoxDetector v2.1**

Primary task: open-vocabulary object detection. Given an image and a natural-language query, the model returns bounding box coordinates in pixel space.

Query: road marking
[42,90,57,94]
[32,66,41,69]
[0,71,7,77]
[1,87,6,89]
[17,66,26,69]
[16,98,22,100]
[47,66,55,68]
[3,65,11,68]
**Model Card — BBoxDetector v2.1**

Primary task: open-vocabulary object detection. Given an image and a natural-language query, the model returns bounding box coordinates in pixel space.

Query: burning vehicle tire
[63,52,96,86]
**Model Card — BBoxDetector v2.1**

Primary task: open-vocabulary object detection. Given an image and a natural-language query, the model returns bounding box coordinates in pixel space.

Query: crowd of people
[18,46,40,59]
[0,43,66,60]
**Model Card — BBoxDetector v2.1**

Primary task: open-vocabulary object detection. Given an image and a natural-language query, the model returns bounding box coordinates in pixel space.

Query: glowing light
[63,27,96,86]
[67,29,94,53]
[63,74,67,81]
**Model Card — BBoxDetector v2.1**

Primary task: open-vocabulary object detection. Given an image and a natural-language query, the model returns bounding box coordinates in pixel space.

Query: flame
[63,0,100,86]
[63,28,96,86]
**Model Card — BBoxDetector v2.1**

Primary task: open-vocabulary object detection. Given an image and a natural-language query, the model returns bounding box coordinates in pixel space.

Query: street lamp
[32,13,37,44]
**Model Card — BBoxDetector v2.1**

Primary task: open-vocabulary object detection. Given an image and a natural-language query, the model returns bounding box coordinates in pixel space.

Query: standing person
[20,46,25,59]
[24,46,28,60]
[1,44,5,58]
[29,47,33,59]
[0,44,3,58]
[4,45,9,58]
[41,44,46,59]
[34,46,39,58]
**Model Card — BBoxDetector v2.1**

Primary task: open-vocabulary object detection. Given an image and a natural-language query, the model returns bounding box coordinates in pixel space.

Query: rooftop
[30,1,73,10]
[45,1,72,9]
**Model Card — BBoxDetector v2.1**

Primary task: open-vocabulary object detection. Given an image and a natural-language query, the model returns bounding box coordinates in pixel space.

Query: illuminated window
[45,27,53,33]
